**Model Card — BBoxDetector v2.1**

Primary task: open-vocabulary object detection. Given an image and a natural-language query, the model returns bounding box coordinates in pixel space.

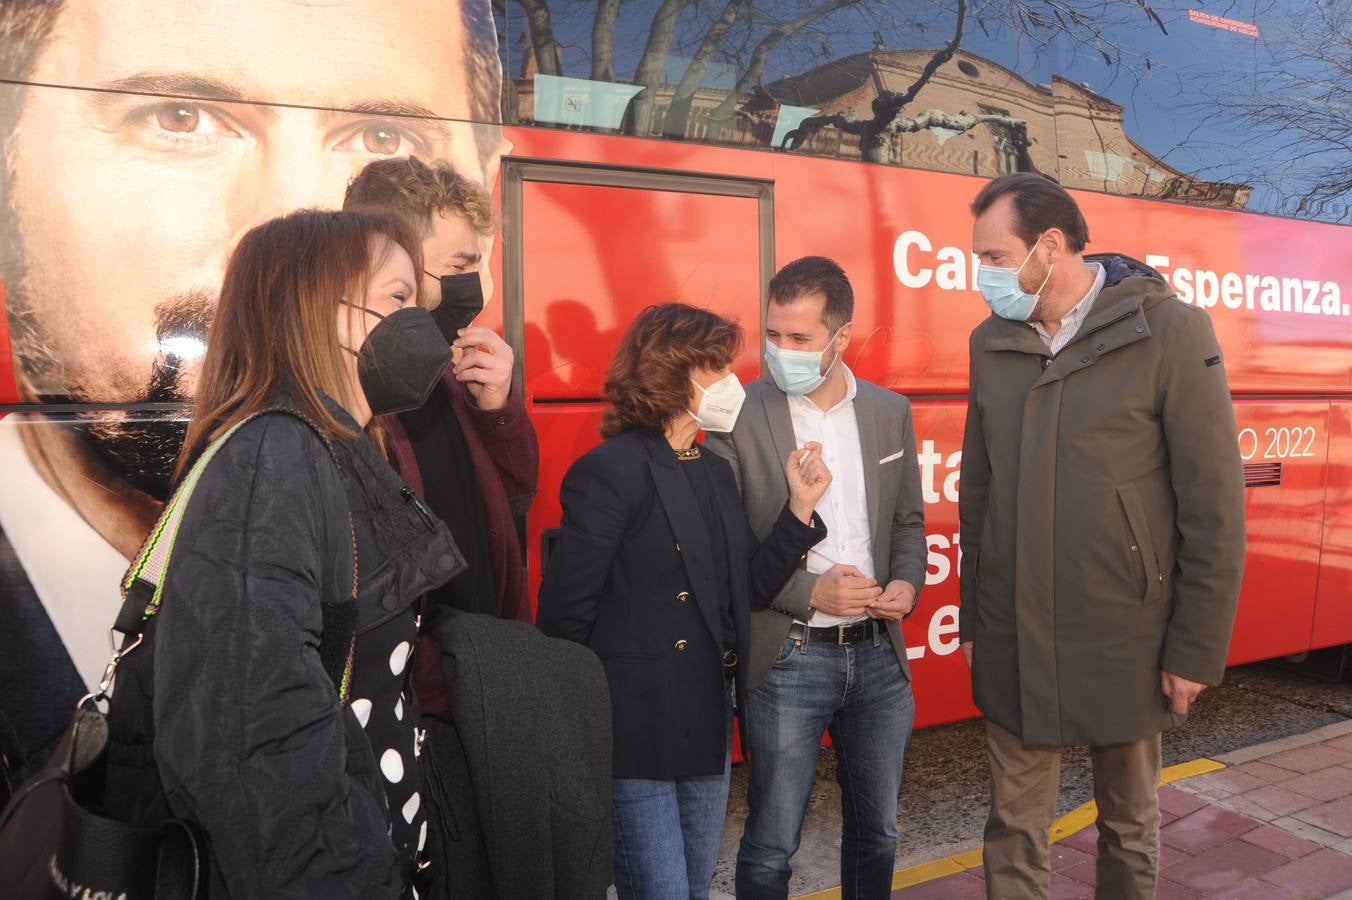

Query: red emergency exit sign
[1188,9,1260,37]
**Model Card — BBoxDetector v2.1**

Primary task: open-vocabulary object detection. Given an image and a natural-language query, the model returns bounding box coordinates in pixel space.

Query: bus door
[1312,401,1352,647]
[1229,401,1332,662]
[499,161,774,608]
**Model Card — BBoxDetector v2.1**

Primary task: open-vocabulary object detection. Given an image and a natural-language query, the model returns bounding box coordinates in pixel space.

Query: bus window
[494,1,1349,225]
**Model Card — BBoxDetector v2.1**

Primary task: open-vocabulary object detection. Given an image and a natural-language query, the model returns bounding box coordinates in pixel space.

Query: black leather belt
[788,619,880,646]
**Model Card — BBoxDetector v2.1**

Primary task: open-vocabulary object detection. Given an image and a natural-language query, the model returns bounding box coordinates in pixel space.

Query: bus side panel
[526,404,608,606]
[500,128,1352,727]
[1226,401,1329,664]
[504,126,1352,397]
[1312,402,1352,648]
[518,180,764,402]
[904,400,981,728]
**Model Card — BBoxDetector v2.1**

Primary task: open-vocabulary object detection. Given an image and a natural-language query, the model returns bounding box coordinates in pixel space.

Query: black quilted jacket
[104,405,463,899]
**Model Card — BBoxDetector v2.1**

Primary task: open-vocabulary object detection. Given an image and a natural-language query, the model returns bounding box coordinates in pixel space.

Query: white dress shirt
[787,365,872,628]
[0,417,127,690]
[1032,262,1105,355]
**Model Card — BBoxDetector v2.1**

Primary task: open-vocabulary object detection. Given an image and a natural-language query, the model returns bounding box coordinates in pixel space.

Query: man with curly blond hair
[343,153,538,706]
[345,156,499,306]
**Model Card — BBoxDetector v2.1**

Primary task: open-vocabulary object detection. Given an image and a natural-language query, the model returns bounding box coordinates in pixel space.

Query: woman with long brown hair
[104,208,464,898]
[538,302,832,900]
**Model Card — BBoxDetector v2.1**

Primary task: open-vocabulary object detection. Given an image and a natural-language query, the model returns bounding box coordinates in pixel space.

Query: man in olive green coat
[958,174,1245,900]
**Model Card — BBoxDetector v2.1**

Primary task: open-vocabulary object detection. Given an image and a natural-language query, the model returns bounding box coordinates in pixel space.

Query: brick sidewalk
[887,721,1352,899]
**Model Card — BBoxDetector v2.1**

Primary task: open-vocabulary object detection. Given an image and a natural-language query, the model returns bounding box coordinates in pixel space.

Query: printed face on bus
[0,0,503,501]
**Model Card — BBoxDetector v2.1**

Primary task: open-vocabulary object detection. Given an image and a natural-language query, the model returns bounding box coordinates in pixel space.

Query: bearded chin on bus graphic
[0,0,506,784]
[7,289,211,502]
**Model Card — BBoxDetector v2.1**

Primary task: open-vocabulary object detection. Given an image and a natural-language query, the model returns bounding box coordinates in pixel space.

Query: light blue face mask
[976,235,1053,321]
[765,325,846,395]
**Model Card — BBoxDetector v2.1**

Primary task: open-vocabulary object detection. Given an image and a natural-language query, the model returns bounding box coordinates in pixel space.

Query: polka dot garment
[347,610,427,870]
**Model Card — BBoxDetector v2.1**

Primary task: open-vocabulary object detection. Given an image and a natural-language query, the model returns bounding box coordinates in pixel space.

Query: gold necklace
[674,446,701,461]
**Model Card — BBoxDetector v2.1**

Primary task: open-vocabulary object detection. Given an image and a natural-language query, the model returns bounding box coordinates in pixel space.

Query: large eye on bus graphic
[0,0,509,778]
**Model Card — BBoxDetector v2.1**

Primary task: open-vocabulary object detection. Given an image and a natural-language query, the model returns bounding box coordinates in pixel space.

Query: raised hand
[451,326,514,411]
[785,441,831,523]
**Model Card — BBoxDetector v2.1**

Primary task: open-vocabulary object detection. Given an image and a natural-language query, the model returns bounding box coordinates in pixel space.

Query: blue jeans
[611,699,733,900]
[736,626,915,900]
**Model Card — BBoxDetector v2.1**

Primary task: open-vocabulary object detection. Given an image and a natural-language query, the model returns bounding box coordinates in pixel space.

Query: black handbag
[0,411,357,900]
[0,705,205,899]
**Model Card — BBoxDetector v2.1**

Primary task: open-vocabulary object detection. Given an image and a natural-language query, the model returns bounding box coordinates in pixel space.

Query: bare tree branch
[494,0,1345,221]
[785,0,965,161]
[862,0,966,159]
[707,0,865,123]
[492,0,520,119]
[629,0,694,135]
[1173,0,1352,220]
[510,0,562,76]
[591,0,624,81]
[873,107,1036,150]
[663,0,750,136]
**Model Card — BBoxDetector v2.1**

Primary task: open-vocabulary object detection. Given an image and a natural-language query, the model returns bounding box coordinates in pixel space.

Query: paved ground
[888,719,1352,899]
[708,656,1352,897]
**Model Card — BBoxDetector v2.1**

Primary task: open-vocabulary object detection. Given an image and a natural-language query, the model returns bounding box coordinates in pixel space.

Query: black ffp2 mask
[343,304,452,416]
[429,272,485,343]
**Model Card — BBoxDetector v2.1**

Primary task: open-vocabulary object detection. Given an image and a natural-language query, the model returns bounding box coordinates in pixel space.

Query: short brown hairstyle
[343,156,495,238]
[600,303,742,439]
[769,256,854,333]
[970,173,1090,252]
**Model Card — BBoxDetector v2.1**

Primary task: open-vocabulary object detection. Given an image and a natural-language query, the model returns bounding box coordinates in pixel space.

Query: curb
[1213,718,1352,765]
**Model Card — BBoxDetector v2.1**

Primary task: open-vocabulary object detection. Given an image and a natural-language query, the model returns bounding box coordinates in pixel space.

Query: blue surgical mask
[765,325,846,395]
[977,236,1053,321]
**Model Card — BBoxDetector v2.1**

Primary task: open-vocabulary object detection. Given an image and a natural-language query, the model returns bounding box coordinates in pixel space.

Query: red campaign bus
[499,134,1352,728]
[0,1,1348,743]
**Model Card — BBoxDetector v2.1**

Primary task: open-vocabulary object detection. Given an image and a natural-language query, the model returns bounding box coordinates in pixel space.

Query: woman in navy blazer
[538,303,830,900]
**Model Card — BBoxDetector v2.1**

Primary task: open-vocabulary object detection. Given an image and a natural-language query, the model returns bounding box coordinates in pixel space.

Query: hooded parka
[959,255,1245,748]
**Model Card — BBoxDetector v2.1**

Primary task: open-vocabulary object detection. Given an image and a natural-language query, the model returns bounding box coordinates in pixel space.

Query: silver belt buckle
[837,624,848,645]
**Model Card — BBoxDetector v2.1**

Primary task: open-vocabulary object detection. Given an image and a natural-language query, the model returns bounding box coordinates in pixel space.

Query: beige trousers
[982,719,1162,900]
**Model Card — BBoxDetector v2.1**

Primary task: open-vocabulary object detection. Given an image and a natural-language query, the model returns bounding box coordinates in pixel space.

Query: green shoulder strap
[113,413,357,703]
[120,418,252,621]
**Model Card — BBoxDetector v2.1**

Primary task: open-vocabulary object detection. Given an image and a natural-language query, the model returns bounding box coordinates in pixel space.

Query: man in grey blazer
[706,256,927,899]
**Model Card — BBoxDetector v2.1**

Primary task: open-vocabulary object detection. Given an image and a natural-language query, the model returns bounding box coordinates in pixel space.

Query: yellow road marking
[1161,758,1227,783]
[795,757,1226,898]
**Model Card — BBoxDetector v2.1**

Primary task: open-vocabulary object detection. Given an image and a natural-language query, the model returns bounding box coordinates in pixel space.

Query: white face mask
[687,372,746,433]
